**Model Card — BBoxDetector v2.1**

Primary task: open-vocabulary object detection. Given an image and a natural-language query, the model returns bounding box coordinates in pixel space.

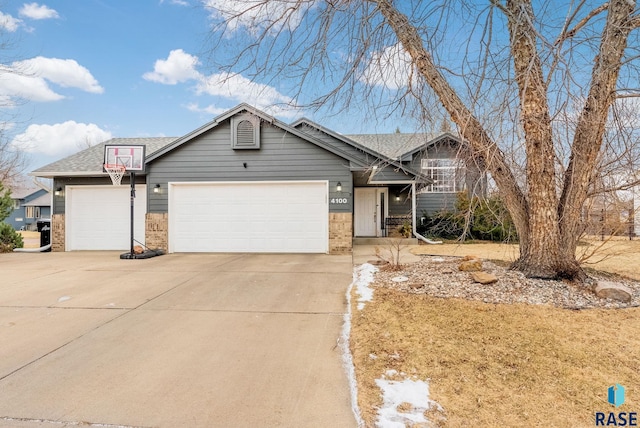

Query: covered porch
[351,167,419,239]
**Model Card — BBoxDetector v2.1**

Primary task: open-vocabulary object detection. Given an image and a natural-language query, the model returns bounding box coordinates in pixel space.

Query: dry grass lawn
[17,231,41,249]
[351,238,640,427]
[411,236,640,281]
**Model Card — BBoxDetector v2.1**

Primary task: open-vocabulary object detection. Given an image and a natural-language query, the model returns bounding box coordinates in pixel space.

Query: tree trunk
[557,0,636,269]
[504,0,561,279]
[372,0,637,281]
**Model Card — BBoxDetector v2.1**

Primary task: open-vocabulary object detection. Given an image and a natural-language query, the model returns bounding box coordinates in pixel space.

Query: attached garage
[168,181,328,253]
[65,185,147,251]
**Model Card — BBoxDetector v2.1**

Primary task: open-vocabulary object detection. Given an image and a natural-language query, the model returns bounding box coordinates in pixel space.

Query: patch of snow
[369,353,378,360]
[432,257,446,263]
[384,369,398,377]
[375,377,443,428]
[340,266,368,427]
[391,276,409,283]
[57,296,71,303]
[354,263,378,310]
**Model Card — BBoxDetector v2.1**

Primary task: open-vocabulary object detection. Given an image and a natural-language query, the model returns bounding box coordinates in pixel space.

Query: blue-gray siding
[296,124,379,166]
[148,122,353,213]
[417,193,458,215]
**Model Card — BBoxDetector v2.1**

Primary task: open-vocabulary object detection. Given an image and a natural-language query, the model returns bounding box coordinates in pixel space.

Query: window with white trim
[421,158,465,192]
[25,206,40,218]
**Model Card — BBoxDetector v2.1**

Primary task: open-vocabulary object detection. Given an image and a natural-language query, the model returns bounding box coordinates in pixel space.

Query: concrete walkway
[352,244,422,265]
[0,252,356,428]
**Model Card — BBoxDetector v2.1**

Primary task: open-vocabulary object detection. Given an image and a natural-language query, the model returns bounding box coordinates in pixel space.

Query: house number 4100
[331,198,348,204]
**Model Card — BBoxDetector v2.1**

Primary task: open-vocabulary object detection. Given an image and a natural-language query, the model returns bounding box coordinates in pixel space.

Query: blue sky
[0,1,417,172]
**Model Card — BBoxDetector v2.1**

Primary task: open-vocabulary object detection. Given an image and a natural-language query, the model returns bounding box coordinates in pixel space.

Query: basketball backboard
[103,145,146,172]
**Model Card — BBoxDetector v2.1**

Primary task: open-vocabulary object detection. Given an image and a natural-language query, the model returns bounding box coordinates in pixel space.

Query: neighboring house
[31,103,484,253]
[582,192,635,237]
[6,187,51,231]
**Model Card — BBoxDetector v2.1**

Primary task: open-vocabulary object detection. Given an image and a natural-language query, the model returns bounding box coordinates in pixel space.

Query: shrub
[417,210,465,240]
[0,222,24,253]
[417,192,517,242]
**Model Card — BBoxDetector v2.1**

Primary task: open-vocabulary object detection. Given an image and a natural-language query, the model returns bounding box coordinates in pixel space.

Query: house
[6,187,51,231]
[31,104,484,253]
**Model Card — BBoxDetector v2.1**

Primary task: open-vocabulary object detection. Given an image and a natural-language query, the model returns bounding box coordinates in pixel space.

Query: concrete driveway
[0,252,356,428]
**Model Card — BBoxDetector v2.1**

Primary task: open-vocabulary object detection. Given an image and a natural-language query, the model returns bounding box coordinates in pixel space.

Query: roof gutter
[412,182,442,245]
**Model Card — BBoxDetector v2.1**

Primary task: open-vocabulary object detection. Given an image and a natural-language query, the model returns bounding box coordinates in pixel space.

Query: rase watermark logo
[595,384,637,426]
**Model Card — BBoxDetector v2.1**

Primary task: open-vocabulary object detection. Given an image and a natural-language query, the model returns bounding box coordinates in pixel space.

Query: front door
[354,188,388,237]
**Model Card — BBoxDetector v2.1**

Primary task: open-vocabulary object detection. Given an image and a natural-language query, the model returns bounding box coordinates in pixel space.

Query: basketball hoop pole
[130,172,135,257]
[104,144,162,260]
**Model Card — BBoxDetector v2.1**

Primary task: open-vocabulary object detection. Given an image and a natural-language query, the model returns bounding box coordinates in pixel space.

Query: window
[421,158,465,193]
[231,114,260,149]
[25,206,40,218]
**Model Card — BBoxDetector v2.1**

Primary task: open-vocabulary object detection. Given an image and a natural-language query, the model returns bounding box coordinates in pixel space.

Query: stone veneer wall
[146,213,168,251]
[51,214,65,252]
[329,212,352,254]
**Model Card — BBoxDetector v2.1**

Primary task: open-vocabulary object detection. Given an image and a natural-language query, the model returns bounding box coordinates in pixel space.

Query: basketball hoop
[104,163,126,186]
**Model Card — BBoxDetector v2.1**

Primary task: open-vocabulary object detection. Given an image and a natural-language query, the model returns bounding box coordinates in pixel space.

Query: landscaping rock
[462,255,479,261]
[595,281,633,303]
[459,260,483,272]
[471,271,499,285]
[133,245,144,254]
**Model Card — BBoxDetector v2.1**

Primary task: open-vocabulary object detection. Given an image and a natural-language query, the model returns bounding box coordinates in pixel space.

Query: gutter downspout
[412,182,442,245]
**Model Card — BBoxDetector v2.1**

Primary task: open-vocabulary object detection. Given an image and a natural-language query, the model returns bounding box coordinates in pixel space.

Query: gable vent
[236,120,254,146]
[232,114,261,149]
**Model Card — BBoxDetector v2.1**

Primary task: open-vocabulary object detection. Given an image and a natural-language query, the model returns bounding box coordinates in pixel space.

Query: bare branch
[554,3,609,46]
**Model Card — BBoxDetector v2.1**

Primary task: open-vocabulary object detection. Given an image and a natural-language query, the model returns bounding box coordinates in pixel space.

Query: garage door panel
[170,182,328,253]
[66,186,146,251]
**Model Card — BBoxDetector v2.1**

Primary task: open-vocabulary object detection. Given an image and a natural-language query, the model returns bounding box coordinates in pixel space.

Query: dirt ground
[352,238,640,426]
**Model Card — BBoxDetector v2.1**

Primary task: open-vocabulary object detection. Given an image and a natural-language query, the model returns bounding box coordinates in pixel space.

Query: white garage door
[66,185,147,251]
[169,181,328,253]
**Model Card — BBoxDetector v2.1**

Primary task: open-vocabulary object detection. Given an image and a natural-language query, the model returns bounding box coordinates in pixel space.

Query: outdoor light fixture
[336,182,342,192]
[153,184,161,194]
[54,187,63,196]
[395,194,400,201]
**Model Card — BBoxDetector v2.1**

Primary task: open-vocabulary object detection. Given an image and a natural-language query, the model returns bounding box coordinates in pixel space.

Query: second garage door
[66,185,147,251]
[169,181,328,253]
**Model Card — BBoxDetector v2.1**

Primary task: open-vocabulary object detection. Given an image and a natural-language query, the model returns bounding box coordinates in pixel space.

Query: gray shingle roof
[31,137,178,177]
[23,193,51,207]
[9,186,40,199]
[345,133,438,159]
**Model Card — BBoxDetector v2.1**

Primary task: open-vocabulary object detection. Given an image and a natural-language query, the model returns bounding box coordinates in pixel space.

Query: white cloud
[0,11,22,31]
[0,57,104,102]
[0,122,16,132]
[16,57,104,93]
[186,103,227,116]
[19,3,59,20]
[11,121,112,157]
[202,0,309,35]
[143,49,201,84]
[146,49,301,118]
[360,43,415,90]
[0,70,64,102]
[160,0,189,5]
[196,72,293,107]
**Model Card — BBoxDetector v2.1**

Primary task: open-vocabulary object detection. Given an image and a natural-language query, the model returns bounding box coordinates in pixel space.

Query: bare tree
[0,126,27,186]
[0,24,28,186]
[203,0,640,280]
